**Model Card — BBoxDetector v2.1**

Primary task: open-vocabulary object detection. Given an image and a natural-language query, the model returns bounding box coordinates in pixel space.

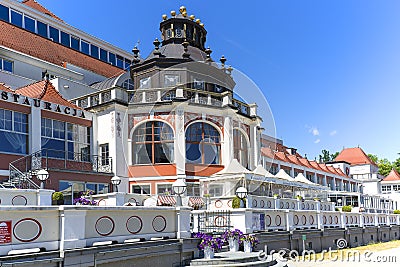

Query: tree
[318,150,339,163]
[378,158,392,177]
[393,156,400,173]
[367,154,378,164]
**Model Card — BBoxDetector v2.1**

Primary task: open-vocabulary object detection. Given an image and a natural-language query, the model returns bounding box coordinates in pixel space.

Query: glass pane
[37,21,47,38]
[81,40,89,55]
[90,44,99,58]
[108,52,116,65]
[59,181,72,204]
[186,143,201,163]
[100,48,107,62]
[71,36,79,50]
[61,31,70,46]
[24,16,35,33]
[133,143,151,164]
[154,143,173,163]
[0,4,9,22]
[116,55,123,68]
[49,26,59,42]
[0,131,27,154]
[203,144,219,164]
[3,59,12,73]
[124,59,131,69]
[10,10,22,27]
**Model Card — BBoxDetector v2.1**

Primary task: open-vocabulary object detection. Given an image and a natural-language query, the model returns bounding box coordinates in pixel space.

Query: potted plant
[240,234,259,253]
[52,192,64,205]
[273,194,280,199]
[73,190,97,206]
[313,197,321,202]
[296,195,303,201]
[232,196,246,209]
[192,232,223,259]
[222,229,243,252]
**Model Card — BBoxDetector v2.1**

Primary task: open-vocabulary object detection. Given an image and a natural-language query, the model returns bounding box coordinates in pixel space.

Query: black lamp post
[111,175,121,192]
[36,169,49,189]
[172,179,187,206]
[236,186,248,208]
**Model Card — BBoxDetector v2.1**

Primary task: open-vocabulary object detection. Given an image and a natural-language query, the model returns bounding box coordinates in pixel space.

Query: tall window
[0,109,28,154]
[99,143,109,165]
[132,121,174,164]
[186,122,221,165]
[41,118,91,160]
[233,129,248,168]
[0,58,13,73]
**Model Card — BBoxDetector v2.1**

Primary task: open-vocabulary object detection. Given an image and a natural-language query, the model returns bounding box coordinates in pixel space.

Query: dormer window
[139,77,151,89]
[164,75,180,87]
[166,28,172,38]
[193,79,204,90]
[175,27,183,38]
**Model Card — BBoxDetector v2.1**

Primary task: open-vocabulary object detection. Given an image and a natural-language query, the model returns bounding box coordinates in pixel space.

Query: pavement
[283,245,400,267]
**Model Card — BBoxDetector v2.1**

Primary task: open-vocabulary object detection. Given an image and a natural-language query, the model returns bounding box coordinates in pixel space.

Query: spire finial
[132,46,140,64]
[153,38,161,57]
[205,47,212,63]
[220,55,227,69]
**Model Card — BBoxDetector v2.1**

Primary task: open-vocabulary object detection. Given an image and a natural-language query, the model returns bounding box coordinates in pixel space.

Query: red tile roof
[22,0,64,22]
[383,169,400,182]
[0,83,13,92]
[260,146,348,178]
[15,80,81,109]
[0,21,122,77]
[334,147,377,166]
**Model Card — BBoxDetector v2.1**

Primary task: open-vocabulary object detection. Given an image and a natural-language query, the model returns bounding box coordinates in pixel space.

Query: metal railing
[192,210,232,234]
[8,149,113,189]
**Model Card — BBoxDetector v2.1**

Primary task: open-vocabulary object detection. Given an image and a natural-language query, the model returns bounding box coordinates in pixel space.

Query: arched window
[121,78,134,90]
[132,121,174,164]
[186,122,221,165]
[233,129,249,168]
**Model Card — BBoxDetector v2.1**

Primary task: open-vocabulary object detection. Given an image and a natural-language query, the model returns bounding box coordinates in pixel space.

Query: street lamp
[111,175,121,192]
[36,169,49,189]
[337,198,342,206]
[172,179,187,206]
[236,186,248,208]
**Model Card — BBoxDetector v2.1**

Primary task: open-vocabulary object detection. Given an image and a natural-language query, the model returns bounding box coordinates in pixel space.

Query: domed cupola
[160,6,207,51]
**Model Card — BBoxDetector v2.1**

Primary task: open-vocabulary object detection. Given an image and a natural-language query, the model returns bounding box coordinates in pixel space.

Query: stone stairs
[188,251,289,267]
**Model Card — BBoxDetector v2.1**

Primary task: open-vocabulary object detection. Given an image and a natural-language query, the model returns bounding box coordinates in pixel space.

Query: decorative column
[222,116,233,166]
[175,109,186,177]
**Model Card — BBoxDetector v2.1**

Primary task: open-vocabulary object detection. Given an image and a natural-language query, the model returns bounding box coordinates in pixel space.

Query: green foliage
[341,205,352,212]
[378,158,392,177]
[394,210,400,214]
[319,150,339,163]
[52,192,64,201]
[232,196,246,208]
[368,154,378,164]
[393,156,400,173]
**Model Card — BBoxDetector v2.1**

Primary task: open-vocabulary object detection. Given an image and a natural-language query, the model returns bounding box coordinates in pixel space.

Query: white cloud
[330,130,337,136]
[308,126,319,136]
[314,139,321,144]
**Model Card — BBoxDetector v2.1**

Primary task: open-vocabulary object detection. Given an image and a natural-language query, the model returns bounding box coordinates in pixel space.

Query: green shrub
[335,207,340,211]
[394,210,400,214]
[341,205,352,212]
[232,196,246,208]
[52,192,64,201]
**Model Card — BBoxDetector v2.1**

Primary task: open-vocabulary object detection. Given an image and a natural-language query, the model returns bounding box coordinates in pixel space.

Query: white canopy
[274,169,295,181]
[252,165,274,177]
[213,159,250,176]
[294,173,315,185]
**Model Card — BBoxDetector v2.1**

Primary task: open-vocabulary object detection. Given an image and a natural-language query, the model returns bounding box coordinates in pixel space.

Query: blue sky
[39,0,400,161]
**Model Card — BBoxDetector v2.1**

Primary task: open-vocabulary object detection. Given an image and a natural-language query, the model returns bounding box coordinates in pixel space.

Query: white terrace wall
[0,206,191,256]
[0,189,53,206]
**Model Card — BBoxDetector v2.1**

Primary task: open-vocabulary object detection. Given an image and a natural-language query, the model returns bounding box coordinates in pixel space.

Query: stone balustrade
[0,205,191,256]
[0,188,53,206]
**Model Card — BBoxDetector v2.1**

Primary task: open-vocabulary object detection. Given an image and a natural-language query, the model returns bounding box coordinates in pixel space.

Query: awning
[157,195,176,206]
[189,196,205,207]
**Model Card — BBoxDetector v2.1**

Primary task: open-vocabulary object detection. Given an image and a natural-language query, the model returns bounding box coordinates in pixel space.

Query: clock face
[175,27,182,38]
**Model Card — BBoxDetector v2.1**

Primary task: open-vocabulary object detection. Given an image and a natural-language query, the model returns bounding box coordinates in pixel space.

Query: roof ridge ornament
[182,40,190,59]
[153,38,161,57]
[205,47,212,63]
[132,46,140,64]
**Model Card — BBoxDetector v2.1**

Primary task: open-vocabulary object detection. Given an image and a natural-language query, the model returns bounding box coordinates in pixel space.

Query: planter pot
[244,241,252,253]
[228,237,239,252]
[52,199,64,205]
[204,246,214,259]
